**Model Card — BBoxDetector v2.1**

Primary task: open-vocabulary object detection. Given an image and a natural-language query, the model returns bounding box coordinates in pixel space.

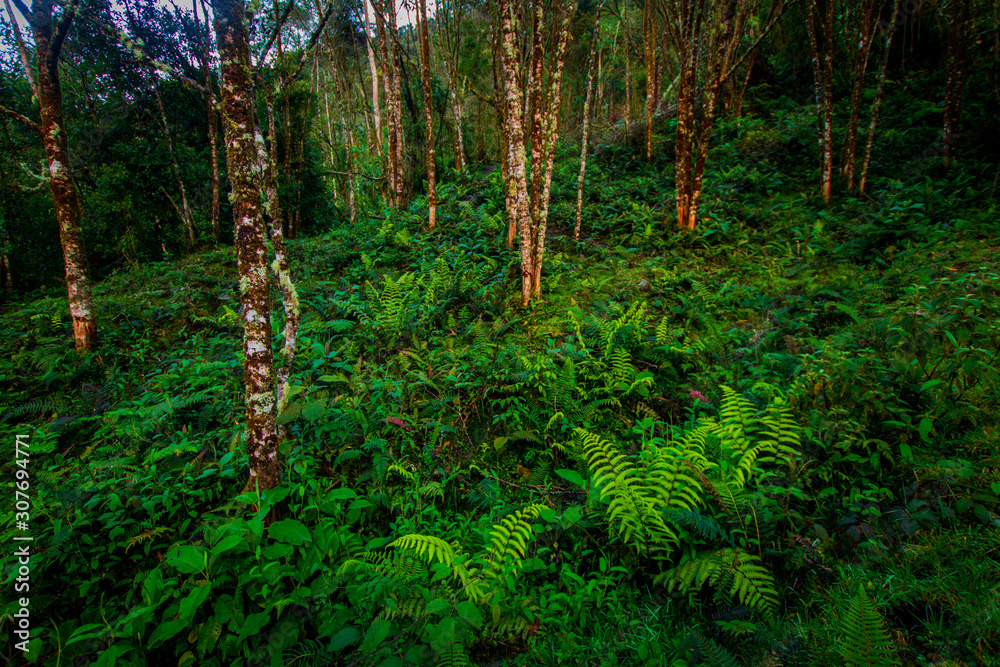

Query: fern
[576,429,680,556]
[658,548,778,616]
[837,584,900,667]
[2,397,57,422]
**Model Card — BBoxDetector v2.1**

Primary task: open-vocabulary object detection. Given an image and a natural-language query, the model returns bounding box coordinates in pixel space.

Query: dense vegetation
[1,0,999,665]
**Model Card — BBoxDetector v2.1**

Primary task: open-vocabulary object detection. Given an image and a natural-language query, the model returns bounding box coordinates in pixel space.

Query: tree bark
[575,2,603,240]
[211,0,280,495]
[806,0,834,203]
[643,0,657,159]
[859,0,902,194]
[842,0,875,192]
[363,0,383,157]
[943,0,970,167]
[18,0,99,352]
[416,0,437,229]
[534,1,574,293]
[499,0,533,306]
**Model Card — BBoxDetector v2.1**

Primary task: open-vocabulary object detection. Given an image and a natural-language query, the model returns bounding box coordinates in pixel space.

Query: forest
[0,0,998,664]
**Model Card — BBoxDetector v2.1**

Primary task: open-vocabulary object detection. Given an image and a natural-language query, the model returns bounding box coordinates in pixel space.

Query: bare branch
[274,0,335,95]
[2,0,38,99]
[258,0,295,65]
[50,0,79,62]
[0,103,42,136]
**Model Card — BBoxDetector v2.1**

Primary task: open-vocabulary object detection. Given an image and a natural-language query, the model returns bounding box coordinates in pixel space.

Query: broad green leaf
[555,469,586,488]
[919,379,944,392]
[210,535,247,560]
[240,611,270,640]
[918,417,934,443]
[361,619,393,652]
[268,519,311,545]
[166,545,207,574]
[456,601,483,628]
[149,619,186,646]
[330,626,361,651]
[302,399,328,423]
[179,584,211,624]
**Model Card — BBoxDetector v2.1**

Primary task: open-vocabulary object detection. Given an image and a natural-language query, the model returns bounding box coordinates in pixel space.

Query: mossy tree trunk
[2,0,98,352]
[211,0,281,495]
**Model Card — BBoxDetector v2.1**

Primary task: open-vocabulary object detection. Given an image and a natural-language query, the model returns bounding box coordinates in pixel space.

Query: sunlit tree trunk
[1,0,98,352]
[575,2,603,240]
[211,0,280,494]
[859,0,902,193]
[416,0,437,229]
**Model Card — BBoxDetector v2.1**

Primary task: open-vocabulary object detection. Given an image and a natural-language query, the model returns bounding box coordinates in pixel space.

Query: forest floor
[2,116,999,666]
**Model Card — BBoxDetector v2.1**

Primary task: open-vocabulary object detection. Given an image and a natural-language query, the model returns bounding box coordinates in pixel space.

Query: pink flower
[689,389,709,404]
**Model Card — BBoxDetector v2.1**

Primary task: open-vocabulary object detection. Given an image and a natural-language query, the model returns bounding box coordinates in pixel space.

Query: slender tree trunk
[333,66,357,224]
[499,0,533,306]
[943,0,969,167]
[416,0,437,229]
[842,0,874,192]
[387,0,406,204]
[859,0,902,193]
[150,73,196,245]
[533,1,574,295]
[374,0,398,205]
[806,0,834,203]
[211,0,280,494]
[643,0,656,159]
[363,0,383,157]
[527,0,546,228]
[31,0,98,352]
[575,2,603,239]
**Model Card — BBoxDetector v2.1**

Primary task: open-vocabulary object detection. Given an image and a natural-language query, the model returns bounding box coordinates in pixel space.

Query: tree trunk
[499,0,534,307]
[859,0,902,194]
[575,2,603,240]
[196,0,220,242]
[31,0,98,352]
[211,0,280,494]
[842,0,874,192]
[387,0,406,204]
[363,0,383,157]
[416,0,437,229]
[943,0,969,167]
[806,0,834,203]
[374,0,398,205]
[643,0,656,159]
[535,1,574,293]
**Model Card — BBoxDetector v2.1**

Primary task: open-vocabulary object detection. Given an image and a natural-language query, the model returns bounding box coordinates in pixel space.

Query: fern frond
[837,584,900,667]
[390,534,461,568]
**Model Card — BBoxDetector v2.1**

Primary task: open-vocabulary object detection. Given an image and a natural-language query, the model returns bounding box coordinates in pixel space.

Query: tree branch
[6,0,29,22]
[274,0,335,95]
[0,103,42,136]
[2,0,39,99]
[258,0,295,65]
[50,0,79,62]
